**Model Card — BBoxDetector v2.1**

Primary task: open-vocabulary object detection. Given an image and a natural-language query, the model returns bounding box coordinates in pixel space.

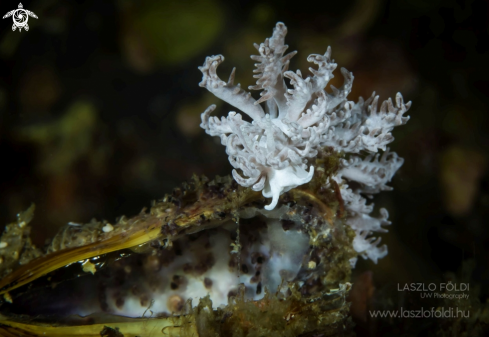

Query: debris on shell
[81,259,97,275]
[102,223,114,233]
[3,293,12,304]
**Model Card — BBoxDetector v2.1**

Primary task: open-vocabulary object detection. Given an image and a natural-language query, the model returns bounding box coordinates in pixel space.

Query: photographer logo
[3,3,38,32]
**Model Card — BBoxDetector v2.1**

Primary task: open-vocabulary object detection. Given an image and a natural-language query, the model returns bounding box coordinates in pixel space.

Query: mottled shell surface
[0,152,356,336]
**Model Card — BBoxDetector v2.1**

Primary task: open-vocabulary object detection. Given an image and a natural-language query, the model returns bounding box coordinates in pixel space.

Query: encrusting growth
[199,22,411,264]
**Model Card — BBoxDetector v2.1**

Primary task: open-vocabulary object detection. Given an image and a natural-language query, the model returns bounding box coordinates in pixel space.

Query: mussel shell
[0,169,356,336]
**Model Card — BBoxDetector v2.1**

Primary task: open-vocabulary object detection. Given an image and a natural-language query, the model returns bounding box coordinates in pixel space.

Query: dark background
[0,0,488,334]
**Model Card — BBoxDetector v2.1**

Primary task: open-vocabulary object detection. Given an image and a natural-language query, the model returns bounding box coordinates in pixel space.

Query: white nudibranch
[199,22,410,263]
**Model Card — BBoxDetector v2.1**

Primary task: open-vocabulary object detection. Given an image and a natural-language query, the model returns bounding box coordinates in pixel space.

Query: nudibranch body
[200,22,410,264]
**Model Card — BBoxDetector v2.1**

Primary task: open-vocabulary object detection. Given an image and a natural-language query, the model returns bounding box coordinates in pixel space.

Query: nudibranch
[200,22,410,264]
